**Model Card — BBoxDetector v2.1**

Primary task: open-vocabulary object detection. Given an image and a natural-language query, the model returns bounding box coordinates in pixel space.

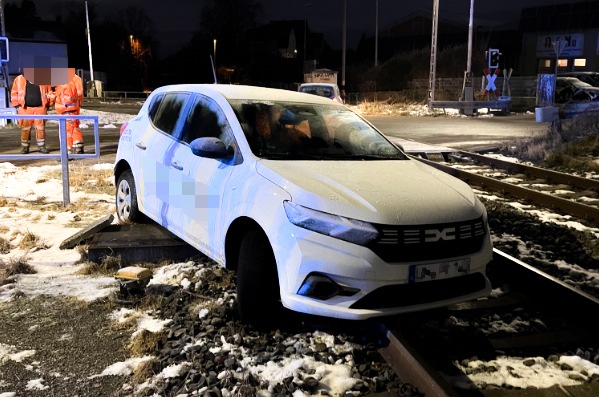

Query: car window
[300,85,334,99]
[230,100,406,160]
[148,93,164,120]
[180,95,235,149]
[151,92,190,136]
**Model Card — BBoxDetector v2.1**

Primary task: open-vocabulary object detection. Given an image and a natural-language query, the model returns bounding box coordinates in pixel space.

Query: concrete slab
[60,214,115,250]
[87,222,201,265]
[388,137,456,161]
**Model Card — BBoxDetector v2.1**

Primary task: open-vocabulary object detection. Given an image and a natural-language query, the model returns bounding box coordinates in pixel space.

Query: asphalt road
[0,102,550,164]
[368,113,549,152]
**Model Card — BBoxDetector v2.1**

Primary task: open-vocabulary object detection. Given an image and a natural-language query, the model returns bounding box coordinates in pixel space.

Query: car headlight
[283,201,378,246]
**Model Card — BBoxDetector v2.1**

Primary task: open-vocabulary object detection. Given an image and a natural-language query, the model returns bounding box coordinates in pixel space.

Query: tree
[197,0,262,66]
[4,0,41,39]
[119,6,157,89]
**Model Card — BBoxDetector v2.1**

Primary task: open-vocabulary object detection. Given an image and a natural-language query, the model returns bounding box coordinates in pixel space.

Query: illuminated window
[557,59,568,68]
[574,58,586,67]
[539,59,551,69]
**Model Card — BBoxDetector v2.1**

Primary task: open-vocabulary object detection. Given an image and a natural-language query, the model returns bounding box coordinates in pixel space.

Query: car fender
[220,163,294,289]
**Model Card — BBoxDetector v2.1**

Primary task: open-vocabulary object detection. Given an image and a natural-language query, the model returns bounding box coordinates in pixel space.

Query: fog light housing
[297,273,359,300]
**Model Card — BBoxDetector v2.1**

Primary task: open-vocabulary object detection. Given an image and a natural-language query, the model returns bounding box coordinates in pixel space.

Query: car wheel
[116,169,142,223]
[236,229,282,327]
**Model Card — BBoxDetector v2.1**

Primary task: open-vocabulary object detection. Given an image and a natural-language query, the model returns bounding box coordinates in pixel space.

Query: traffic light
[488,48,500,69]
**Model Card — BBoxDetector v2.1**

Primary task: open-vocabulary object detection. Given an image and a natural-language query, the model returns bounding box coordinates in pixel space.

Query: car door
[133,91,191,226]
[167,93,239,259]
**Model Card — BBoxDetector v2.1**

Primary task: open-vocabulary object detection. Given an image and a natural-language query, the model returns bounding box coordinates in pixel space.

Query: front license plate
[408,259,471,283]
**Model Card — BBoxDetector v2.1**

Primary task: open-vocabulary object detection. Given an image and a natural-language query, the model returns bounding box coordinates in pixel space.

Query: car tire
[236,229,282,327]
[116,169,142,223]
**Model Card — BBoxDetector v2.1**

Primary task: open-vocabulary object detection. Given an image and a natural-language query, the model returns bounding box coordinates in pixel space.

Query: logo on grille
[424,227,456,242]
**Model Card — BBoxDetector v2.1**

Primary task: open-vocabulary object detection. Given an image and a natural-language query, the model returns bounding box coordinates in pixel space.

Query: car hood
[256,159,482,225]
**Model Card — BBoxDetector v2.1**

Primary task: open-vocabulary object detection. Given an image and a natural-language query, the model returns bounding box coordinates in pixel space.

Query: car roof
[151,84,339,105]
[299,83,339,88]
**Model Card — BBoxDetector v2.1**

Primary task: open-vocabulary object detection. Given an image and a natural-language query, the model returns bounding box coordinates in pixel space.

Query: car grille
[367,217,486,262]
[349,273,487,310]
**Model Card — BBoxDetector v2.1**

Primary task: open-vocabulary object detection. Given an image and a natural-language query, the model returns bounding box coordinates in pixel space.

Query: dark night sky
[36,0,584,57]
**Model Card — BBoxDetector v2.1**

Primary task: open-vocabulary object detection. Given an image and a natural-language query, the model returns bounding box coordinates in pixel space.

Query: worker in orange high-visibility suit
[73,74,83,106]
[10,74,52,154]
[55,76,84,154]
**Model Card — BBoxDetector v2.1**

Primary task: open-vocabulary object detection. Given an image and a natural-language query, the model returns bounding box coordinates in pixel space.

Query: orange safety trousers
[18,106,47,145]
[63,111,83,149]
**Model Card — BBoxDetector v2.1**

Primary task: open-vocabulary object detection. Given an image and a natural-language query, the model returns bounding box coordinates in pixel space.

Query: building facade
[519,1,599,75]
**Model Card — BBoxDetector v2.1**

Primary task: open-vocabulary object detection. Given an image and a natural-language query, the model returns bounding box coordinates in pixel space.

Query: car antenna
[210,55,218,84]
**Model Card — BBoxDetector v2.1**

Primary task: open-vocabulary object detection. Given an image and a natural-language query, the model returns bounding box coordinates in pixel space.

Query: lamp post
[85,1,96,97]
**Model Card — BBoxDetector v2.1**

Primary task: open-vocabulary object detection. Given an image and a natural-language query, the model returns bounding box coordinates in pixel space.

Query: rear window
[299,85,335,99]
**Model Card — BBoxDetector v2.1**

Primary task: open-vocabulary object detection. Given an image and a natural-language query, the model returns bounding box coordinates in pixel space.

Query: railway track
[410,150,599,225]
[377,249,599,397]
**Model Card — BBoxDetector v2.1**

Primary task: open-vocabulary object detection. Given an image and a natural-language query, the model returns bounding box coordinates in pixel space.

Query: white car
[114,84,493,325]
[299,83,343,104]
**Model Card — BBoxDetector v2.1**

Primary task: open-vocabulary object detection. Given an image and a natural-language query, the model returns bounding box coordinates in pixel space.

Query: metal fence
[101,90,150,100]
[0,113,100,207]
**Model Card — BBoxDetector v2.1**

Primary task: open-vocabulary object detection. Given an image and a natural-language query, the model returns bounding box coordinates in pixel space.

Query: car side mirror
[190,137,233,158]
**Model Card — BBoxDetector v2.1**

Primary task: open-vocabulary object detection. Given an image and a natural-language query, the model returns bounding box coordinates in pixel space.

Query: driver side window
[180,95,234,148]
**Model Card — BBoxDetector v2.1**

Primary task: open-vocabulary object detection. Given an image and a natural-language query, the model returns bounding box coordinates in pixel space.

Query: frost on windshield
[229,100,405,160]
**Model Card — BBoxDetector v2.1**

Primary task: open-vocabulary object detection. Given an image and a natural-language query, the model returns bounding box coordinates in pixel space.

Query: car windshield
[229,100,407,160]
[573,81,593,88]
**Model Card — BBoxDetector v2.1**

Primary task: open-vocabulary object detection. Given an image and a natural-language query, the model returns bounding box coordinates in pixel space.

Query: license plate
[408,259,471,283]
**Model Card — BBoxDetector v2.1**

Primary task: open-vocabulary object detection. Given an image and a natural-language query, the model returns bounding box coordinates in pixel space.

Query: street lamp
[213,39,217,65]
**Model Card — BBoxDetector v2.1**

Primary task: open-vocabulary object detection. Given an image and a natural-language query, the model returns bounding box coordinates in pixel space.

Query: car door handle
[171,161,183,171]
[135,142,147,150]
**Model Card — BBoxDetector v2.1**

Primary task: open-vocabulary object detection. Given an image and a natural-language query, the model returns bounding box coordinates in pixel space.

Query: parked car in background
[560,71,599,87]
[298,83,343,104]
[114,84,493,326]
[555,76,599,103]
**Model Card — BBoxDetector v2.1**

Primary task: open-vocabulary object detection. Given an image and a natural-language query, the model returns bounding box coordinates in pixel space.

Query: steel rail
[411,155,599,224]
[377,248,599,396]
[377,328,461,397]
[455,150,599,191]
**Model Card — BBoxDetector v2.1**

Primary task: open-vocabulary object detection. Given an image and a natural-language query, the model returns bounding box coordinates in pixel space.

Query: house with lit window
[519,1,599,74]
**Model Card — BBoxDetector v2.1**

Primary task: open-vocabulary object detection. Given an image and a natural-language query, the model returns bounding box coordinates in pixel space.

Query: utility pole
[374,0,378,67]
[0,0,5,36]
[85,1,96,97]
[427,0,439,106]
[466,0,474,78]
[341,0,346,100]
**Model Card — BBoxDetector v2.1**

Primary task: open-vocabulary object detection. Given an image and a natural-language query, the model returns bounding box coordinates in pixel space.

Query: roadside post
[551,41,564,133]
[534,40,565,133]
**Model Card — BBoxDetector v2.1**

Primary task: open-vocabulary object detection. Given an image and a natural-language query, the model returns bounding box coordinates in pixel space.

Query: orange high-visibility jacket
[73,75,84,106]
[11,75,51,109]
[54,81,81,114]
[40,85,55,107]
